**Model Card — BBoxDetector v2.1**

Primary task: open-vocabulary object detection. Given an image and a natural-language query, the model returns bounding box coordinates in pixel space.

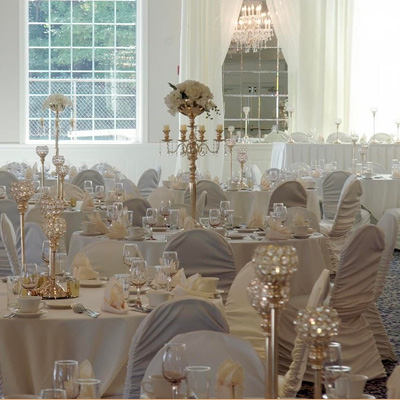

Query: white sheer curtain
[176,0,241,177]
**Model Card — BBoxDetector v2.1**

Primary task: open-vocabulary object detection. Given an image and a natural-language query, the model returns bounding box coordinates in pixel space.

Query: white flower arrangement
[164,80,219,118]
[42,93,72,113]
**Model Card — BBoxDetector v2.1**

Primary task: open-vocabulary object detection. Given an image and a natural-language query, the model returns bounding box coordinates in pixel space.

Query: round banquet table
[68,230,332,297]
[169,187,321,224]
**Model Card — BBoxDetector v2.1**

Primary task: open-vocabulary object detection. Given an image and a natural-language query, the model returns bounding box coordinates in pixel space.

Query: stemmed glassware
[219,200,231,228]
[122,243,143,272]
[53,359,79,399]
[273,203,287,224]
[209,209,221,229]
[162,251,179,292]
[115,182,124,201]
[268,170,278,188]
[106,205,118,226]
[130,259,147,307]
[160,200,172,227]
[94,185,105,205]
[83,180,93,193]
[20,263,38,295]
[162,343,187,399]
[40,388,67,399]
[145,208,158,240]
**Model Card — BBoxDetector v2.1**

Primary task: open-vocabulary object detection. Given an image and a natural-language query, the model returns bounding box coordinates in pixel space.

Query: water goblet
[53,360,79,399]
[40,388,67,399]
[185,366,211,399]
[162,343,187,399]
[209,209,221,228]
[219,200,231,227]
[324,365,351,399]
[106,204,118,225]
[83,180,93,193]
[76,379,101,399]
[20,263,39,295]
[130,259,147,307]
[162,251,179,292]
[122,243,143,270]
[145,208,158,240]
[268,170,278,187]
[114,182,124,200]
[94,185,105,204]
[113,201,124,218]
[160,200,172,227]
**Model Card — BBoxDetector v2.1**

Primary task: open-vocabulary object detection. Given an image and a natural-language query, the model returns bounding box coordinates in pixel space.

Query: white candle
[217,124,223,131]
[163,124,169,131]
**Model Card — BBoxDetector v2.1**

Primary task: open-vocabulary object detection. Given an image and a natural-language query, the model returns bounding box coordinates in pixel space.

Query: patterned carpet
[297,250,400,399]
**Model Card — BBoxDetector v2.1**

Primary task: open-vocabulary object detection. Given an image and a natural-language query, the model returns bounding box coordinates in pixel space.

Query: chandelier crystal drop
[232,3,274,53]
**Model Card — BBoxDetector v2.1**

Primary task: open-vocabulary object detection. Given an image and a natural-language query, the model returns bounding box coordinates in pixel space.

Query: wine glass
[122,243,143,271]
[145,208,158,240]
[130,259,147,307]
[160,200,171,227]
[20,263,38,295]
[94,185,105,204]
[53,360,79,399]
[106,205,117,225]
[115,182,124,200]
[324,365,351,399]
[268,170,278,187]
[219,200,231,227]
[83,180,93,193]
[162,343,187,399]
[209,209,221,228]
[162,251,179,292]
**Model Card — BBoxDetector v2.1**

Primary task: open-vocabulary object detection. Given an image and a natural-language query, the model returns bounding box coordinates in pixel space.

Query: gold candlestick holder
[248,245,298,399]
[59,164,69,203]
[225,138,236,180]
[10,181,35,273]
[35,145,49,188]
[237,146,248,189]
[294,306,340,399]
[52,155,65,200]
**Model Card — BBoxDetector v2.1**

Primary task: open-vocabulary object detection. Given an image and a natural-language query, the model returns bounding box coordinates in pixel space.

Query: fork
[71,303,100,318]
[3,311,16,318]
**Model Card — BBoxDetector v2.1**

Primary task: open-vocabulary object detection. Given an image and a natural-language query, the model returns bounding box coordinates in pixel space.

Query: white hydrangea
[42,93,72,113]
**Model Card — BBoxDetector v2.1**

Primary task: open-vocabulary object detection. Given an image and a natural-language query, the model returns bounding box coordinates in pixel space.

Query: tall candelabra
[35,145,49,188]
[334,117,342,144]
[287,108,295,143]
[225,138,236,180]
[350,133,359,173]
[237,146,248,189]
[248,245,298,399]
[295,306,340,399]
[243,106,250,143]
[59,164,69,203]
[370,107,378,144]
[52,155,65,200]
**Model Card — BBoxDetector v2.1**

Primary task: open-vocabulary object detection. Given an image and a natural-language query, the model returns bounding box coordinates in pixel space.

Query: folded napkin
[213,176,220,185]
[204,171,211,180]
[87,212,109,234]
[393,168,400,179]
[178,207,188,229]
[25,167,34,180]
[215,359,244,399]
[311,169,320,178]
[72,253,99,280]
[247,211,264,230]
[81,192,95,211]
[105,190,116,204]
[151,267,186,290]
[69,166,78,178]
[387,365,400,399]
[101,277,128,314]
[260,176,271,191]
[106,219,128,239]
[80,359,95,379]
[32,162,38,175]
[292,213,307,226]
[183,216,195,231]
[266,219,292,239]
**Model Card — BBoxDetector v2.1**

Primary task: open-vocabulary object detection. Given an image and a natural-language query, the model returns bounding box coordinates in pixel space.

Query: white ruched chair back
[49,183,85,201]
[16,222,47,267]
[0,213,20,274]
[264,130,288,142]
[123,198,152,226]
[0,171,18,198]
[290,132,313,143]
[184,180,226,216]
[147,187,175,209]
[369,133,392,143]
[370,162,387,174]
[268,180,307,211]
[76,240,128,277]
[123,298,229,399]
[325,132,352,143]
[285,206,320,232]
[25,206,42,225]
[164,228,236,300]
[287,162,311,175]
[71,169,105,190]
[119,178,142,198]
[144,330,264,399]
[365,212,398,361]
[330,224,386,379]
[137,168,160,198]
[322,170,351,220]
[0,199,20,232]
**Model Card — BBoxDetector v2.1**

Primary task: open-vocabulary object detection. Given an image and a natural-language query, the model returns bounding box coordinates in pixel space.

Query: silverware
[71,303,100,318]
[250,235,262,241]
[3,311,16,318]
[129,305,152,314]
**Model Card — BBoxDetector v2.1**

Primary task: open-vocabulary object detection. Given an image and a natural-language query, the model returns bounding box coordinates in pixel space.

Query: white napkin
[101,276,128,314]
[204,171,211,180]
[260,176,271,191]
[213,176,220,185]
[183,216,195,231]
[266,219,292,239]
[80,359,95,379]
[247,211,264,230]
[87,212,109,234]
[215,359,244,399]
[72,253,99,280]
[178,207,188,229]
[69,166,78,178]
[81,192,95,211]
[25,167,34,180]
[106,219,128,239]
[293,213,307,226]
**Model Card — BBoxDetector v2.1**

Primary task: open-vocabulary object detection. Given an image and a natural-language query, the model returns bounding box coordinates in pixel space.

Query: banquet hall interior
[2,0,400,399]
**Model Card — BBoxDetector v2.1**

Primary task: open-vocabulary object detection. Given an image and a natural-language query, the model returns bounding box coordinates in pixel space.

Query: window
[28,0,137,142]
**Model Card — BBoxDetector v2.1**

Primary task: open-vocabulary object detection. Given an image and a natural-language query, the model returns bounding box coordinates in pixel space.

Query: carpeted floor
[297,250,400,399]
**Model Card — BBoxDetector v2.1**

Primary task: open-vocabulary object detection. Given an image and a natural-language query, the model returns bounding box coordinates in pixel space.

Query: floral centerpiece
[42,93,72,113]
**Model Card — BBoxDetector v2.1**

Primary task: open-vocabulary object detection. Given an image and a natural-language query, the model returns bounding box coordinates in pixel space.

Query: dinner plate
[236,228,256,233]
[80,279,106,288]
[12,309,47,318]
[79,231,104,237]
[227,233,246,240]
[322,395,374,399]
[293,233,311,239]
[125,236,146,241]
[45,299,74,309]
[152,227,168,232]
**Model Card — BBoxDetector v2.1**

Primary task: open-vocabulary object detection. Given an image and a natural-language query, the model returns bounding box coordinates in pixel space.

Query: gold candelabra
[35,145,49,187]
[294,306,340,399]
[237,146,248,189]
[162,109,224,221]
[10,181,35,273]
[248,245,298,399]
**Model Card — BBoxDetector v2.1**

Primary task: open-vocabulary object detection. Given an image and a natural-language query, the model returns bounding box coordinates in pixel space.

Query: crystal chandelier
[232,3,274,53]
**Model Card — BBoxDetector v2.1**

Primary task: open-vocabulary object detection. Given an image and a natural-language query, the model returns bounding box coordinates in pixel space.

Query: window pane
[95,49,114,70]
[51,49,71,70]
[116,49,135,70]
[29,48,49,70]
[94,25,114,47]
[116,25,135,47]
[73,49,93,70]
[51,24,71,47]
[76,82,93,95]
[29,25,49,47]
[51,1,71,23]
[73,24,92,47]
[72,1,93,23]
[94,97,115,118]
[116,96,135,118]
[29,1,49,23]
[116,1,136,23]
[51,81,72,95]
[95,2,115,23]
[76,96,93,118]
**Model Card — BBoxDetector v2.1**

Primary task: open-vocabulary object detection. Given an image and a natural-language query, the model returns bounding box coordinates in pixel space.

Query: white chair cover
[16,222,46,267]
[264,130,288,142]
[25,206,42,224]
[144,330,265,399]
[77,240,128,277]
[287,162,311,174]
[285,206,320,232]
[147,187,175,209]
[49,183,85,201]
[71,170,105,190]
[123,298,229,399]
[169,191,207,222]
[325,132,352,143]
[251,164,262,185]
[369,133,392,143]
[0,366,3,399]
[164,228,236,300]
[0,171,18,198]
[370,162,388,174]
[119,178,142,198]
[329,224,386,379]
[322,170,351,220]
[183,180,227,215]
[155,165,162,181]
[0,213,20,275]
[365,212,398,361]
[137,168,160,198]
[291,132,313,143]
[123,198,152,226]
[0,199,20,232]
[268,180,307,211]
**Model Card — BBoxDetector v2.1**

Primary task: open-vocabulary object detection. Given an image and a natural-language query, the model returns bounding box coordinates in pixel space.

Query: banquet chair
[25,206,42,225]
[76,240,127,277]
[0,170,18,198]
[369,133,392,143]
[325,132,352,143]
[365,212,398,361]
[123,298,229,399]
[329,224,386,379]
[251,164,262,186]
[155,165,162,181]
[291,132,313,143]
[164,228,236,300]
[268,180,307,211]
[137,168,160,198]
[147,187,175,209]
[90,162,114,173]
[0,213,20,274]
[49,183,85,201]
[370,162,387,174]
[285,206,320,232]
[0,199,20,232]
[264,130,288,142]
[169,191,208,222]
[0,366,3,399]
[322,171,351,220]
[143,330,265,399]
[119,178,142,199]
[71,169,105,190]
[183,180,227,216]
[16,222,47,267]
[123,198,152,226]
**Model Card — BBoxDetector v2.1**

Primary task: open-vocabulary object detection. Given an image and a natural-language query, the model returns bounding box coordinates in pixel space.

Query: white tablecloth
[270,142,400,172]
[68,231,332,295]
